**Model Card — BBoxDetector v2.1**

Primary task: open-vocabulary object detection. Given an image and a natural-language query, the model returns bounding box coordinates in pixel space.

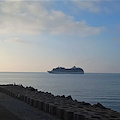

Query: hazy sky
[0,0,120,73]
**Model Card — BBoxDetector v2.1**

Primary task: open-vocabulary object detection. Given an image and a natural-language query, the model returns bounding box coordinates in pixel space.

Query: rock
[82,101,91,106]
[93,102,106,109]
[66,95,72,100]
[61,95,65,98]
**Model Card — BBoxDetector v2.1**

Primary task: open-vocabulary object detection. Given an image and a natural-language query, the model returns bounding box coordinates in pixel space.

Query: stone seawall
[0,84,120,120]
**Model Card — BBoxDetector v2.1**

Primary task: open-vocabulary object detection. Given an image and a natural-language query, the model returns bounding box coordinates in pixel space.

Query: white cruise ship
[48,66,84,74]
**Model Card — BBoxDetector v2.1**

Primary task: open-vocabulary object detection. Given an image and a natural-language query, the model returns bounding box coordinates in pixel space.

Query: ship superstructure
[48,66,84,74]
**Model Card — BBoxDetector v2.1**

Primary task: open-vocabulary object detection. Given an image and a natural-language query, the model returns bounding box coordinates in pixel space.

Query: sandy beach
[0,92,60,120]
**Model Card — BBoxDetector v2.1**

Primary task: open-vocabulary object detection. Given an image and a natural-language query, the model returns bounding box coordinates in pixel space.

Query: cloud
[71,0,120,13]
[46,10,104,36]
[0,1,104,36]
[72,0,101,13]
[5,38,28,44]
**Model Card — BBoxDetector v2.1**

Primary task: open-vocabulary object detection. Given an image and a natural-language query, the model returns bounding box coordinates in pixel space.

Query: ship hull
[48,71,84,74]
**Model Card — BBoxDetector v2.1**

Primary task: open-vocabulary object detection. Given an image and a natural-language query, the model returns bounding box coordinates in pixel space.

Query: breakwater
[0,84,120,120]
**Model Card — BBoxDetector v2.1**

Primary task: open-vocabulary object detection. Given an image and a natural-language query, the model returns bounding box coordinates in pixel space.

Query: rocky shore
[0,84,120,120]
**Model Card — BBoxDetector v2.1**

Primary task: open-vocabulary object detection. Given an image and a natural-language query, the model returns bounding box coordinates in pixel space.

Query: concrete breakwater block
[21,95,25,101]
[74,112,87,120]
[49,103,57,115]
[33,99,39,108]
[8,91,12,96]
[43,102,49,113]
[30,98,34,106]
[38,101,44,110]
[56,107,65,119]
[24,96,28,103]
[4,89,10,95]
[19,95,24,101]
[7,90,12,96]
[27,98,30,104]
[64,110,74,120]
[0,87,2,92]
[1,85,120,120]
[17,94,21,100]
[11,92,17,99]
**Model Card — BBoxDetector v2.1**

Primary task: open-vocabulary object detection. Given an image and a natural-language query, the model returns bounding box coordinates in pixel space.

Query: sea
[0,72,120,112]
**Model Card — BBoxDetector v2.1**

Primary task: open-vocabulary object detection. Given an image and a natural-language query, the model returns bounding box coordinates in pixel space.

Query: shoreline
[0,84,120,120]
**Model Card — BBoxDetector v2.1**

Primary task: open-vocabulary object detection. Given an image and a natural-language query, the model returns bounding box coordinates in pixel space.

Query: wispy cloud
[5,38,28,44]
[0,1,104,36]
[72,0,101,13]
[71,0,114,13]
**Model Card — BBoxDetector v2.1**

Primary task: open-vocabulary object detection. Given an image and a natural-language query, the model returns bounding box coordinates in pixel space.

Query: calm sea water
[0,72,120,112]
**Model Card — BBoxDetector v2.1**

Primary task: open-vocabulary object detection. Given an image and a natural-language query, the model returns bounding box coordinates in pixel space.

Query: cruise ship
[48,66,84,74]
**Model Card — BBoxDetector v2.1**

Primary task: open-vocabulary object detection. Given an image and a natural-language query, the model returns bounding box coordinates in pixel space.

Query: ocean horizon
[0,72,120,112]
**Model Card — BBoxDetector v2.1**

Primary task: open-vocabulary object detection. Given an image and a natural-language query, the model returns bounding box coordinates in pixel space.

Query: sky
[0,0,120,73]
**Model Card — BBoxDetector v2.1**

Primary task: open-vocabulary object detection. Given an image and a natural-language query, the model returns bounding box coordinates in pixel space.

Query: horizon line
[0,72,120,74]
